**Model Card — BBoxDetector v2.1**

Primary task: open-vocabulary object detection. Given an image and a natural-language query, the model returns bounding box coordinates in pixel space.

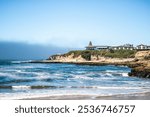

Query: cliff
[128,51,150,78]
[49,50,136,62]
[28,50,150,78]
[47,50,150,78]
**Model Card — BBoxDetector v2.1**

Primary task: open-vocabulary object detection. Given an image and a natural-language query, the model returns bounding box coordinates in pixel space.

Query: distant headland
[30,42,150,78]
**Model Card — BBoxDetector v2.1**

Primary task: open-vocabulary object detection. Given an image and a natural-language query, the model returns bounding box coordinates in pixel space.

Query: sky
[0,0,150,59]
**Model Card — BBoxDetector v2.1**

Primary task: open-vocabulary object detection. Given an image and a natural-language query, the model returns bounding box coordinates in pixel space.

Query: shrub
[81,51,91,61]
[55,49,137,60]
[105,50,136,58]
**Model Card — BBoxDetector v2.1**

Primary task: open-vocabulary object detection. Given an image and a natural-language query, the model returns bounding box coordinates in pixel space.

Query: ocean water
[0,60,150,99]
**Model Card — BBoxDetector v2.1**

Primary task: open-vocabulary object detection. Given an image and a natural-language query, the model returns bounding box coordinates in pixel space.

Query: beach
[23,92,150,100]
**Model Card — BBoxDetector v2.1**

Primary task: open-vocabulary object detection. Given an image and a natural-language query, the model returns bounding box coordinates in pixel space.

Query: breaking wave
[1,61,150,99]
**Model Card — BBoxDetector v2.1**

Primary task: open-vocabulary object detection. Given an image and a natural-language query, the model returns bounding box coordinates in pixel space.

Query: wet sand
[22,92,150,100]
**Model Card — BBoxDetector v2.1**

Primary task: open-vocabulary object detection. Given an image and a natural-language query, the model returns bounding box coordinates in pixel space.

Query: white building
[111,44,134,50]
[85,41,96,50]
[85,41,150,50]
[136,44,150,50]
[85,41,110,50]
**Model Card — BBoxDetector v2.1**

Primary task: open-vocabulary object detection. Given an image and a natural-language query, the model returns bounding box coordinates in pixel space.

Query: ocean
[0,60,150,99]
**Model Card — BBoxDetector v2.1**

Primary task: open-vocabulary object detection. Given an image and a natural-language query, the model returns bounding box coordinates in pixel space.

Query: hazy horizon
[0,41,78,60]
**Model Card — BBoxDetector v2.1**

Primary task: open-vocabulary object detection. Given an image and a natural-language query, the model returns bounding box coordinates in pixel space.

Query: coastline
[22,92,150,100]
[29,58,135,66]
[1,58,149,100]
[30,50,150,78]
[29,58,150,78]
[22,50,150,100]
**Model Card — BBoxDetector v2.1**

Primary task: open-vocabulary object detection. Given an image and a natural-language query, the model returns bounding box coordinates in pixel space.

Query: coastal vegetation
[61,50,137,61]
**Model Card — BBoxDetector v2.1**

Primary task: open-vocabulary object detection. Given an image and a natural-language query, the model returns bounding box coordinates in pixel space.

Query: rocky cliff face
[49,53,86,62]
[49,53,135,63]
[48,50,150,78]
[129,51,150,78]
[135,51,150,60]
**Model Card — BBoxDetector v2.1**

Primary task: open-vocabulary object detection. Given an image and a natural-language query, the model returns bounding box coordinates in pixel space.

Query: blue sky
[0,0,150,48]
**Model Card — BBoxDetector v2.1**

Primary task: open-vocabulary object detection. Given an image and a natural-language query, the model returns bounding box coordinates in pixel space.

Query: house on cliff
[85,41,96,50]
[85,41,150,50]
[136,44,150,50]
[85,41,110,50]
[111,44,134,50]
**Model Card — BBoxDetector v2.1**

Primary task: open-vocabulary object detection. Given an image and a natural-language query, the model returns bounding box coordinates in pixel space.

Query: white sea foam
[72,75,93,80]
[34,72,51,79]
[11,61,22,64]
[1,62,150,100]
[105,70,117,73]
[0,72,19,78]
[15,70,22,73]
[105,73,113,77]
[11,60,32,64]
[97,77,117,80]
[105,70,129,77]
[122,73,129,77]
[75,71,86,74]
[16,66,35,69]
[12,85,31,90]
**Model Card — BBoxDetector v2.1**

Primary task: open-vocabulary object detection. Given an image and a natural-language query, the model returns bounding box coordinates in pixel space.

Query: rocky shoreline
[30,50,150,78]
[128,63,150,78]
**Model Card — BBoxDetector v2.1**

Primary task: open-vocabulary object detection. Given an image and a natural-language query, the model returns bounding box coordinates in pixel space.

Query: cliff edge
[30,50,150,78]
[128,51,150,78]
[47,50,150,78]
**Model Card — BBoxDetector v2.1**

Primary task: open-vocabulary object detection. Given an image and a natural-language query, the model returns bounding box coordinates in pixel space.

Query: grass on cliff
[61,49,137,61]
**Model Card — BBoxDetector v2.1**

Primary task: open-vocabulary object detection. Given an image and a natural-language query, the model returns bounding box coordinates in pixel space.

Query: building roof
[137,44,147,47]
[85,46,96,48]
[85,42,149,50]
[111,44,133,48]
[95,46,109,48]
[123,44,133,47]
[89,41,92,46]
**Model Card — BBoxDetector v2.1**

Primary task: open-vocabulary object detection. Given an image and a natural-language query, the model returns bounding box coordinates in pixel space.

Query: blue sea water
[0,60,150,99]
